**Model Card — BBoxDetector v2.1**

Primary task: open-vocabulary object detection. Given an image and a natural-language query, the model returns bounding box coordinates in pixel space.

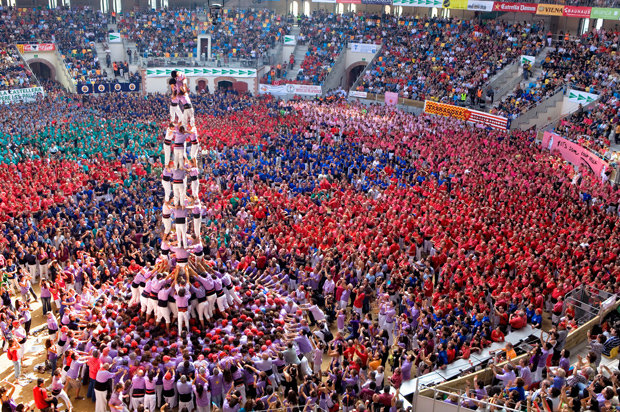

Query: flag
[385,92,398,105]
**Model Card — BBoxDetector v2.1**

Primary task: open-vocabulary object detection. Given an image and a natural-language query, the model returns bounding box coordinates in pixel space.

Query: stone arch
[345,61,368,91]
[194,77,209,93]
[27,58,56,81]
[214,76,236,91]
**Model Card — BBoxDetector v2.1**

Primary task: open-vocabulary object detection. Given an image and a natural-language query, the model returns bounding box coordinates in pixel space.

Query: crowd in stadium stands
[118,8,289,61]
[554,92,620,158]
[492,30,619,119]
[353,17,544,102]
[0,44,37,91]
[0,87,617,408]
[0,6,619,411]
[0,7,109,82]
[445,319,620,412]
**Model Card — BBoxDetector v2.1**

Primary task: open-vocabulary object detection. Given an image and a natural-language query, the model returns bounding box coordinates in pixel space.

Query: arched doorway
[27,59,56,81]
[289,0,299,16]
[346,62,367,90]
[303,0,310,16]
[196,79,208,93]
[217,80,233,91]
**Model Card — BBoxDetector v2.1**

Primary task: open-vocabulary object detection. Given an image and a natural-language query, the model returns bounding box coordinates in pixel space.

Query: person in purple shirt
[144,369,157,412]
[130,368,147,411]
[194,379,211,412]
[173,204,188,249]
[172,125,187,170]
[175,279,191,336]
[108,383,125,412]
[208,368,224,407]
[95,363,122,412]
[162,368,177,408]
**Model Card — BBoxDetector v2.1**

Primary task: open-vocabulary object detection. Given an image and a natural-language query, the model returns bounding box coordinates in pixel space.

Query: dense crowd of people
[0,5,619,412]
[0,45,37,91]
[0,7,109,83]
[0,79,617,411]
[353,18,544,103]
[492,30,619,119]
[554,92,620,159]
[117,8,289,61]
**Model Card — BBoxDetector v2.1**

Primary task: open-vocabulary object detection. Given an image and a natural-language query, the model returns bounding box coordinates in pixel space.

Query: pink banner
[385,92,398,106]
[542,132,609,180]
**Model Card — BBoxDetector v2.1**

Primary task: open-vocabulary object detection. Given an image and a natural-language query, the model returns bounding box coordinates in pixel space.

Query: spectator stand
[563,285,619,326]
[419,299,620,401]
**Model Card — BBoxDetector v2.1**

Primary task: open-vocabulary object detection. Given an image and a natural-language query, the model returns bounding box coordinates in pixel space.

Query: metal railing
[140,55,266,69]
[416,382,524,412]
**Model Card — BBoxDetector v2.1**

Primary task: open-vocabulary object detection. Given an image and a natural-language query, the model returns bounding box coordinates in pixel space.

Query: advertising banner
[492,2,537,13]
[442,0,467,9]
[392,0,442,7]
[258,83,322,96]
[0,86,45,104]
[78,82,140,94]
[283,35,296,46]
[567,89,599,104]
[258,84,287,96]
[542,132,609,180]
[361,0,391,4]
[385,92,398,105]
[520,55,535,65]
[590,7,620,19]
[536,3,564,15]
[20,43,56,52]
[145,67,257,78]
[562,6,591,17]
[350,43,378,53]
[467,0,494,11]
[349,90,368,98]
[108,33,122,43]
[424,101,509,130]
[312,0,337,3]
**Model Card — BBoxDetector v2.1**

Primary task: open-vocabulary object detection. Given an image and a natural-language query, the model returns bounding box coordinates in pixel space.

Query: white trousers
[193,217,201,239]
[178,310,190,336]
[163,143,172,166]
[173,183,185,206]
[95,389,108,412]
[163,217,172,234]
[156,306,171,324]
[175,222,188,249]
[144,393,156,412]
[170,104,183,123]
[191,180,199,199]
[162,180,172,202]
[173,147,185,170]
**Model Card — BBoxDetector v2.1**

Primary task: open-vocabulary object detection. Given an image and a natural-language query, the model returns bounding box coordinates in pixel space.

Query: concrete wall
[145,75,257,94]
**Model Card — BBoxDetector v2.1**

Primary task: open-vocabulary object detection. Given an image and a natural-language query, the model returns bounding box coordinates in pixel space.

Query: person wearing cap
[162,367,177,408]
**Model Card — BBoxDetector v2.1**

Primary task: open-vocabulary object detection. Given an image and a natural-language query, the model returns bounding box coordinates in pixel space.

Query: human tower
[132,70,242,335]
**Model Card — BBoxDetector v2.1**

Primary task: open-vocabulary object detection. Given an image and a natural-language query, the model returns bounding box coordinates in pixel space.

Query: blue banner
[77,82,141,94]
[361,0,393,3]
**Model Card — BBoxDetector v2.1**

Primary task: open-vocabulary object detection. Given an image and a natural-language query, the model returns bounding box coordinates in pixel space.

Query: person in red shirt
[86,350,102,401]
[491,327,505,343]
[352,289,364,316]
[33,377,57,411]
